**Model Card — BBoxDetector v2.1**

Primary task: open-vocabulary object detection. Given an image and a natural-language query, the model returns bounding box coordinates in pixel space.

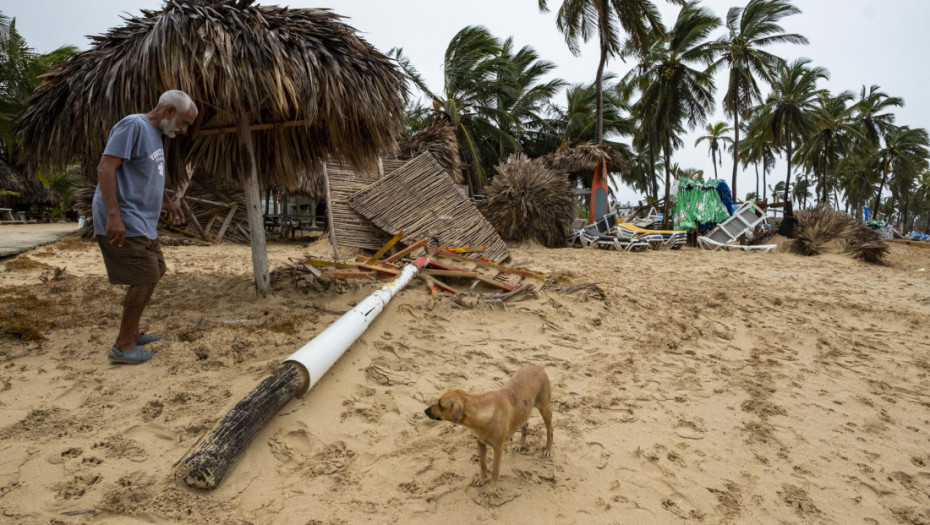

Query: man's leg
[115,283,155,351]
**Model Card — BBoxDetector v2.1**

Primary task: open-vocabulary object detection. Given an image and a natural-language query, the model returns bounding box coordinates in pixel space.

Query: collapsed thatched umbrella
[18,0,407,296]
[397,122,464,184]
[540,141,631,184]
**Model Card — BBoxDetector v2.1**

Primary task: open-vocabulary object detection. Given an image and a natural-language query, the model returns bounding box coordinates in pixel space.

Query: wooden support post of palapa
[323,161,340,260]
[179,363,305,490]
[237,118,271,297]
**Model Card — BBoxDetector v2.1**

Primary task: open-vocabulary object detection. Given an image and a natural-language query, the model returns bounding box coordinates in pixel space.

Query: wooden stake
[181,199,207,240]
[179,363,305,489]
[237,118,270,297]
[323,161,340,260]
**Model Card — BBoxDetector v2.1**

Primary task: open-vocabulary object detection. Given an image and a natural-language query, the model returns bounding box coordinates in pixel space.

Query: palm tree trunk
[784,124,793,215]
[754,161,760,201]
[712,149,718,179]
[595,32,608,144]
[762,156,768,202]
[649,134,658,198]
[663,133,672,227]
[732,109,740,198]
[873,157,890,214]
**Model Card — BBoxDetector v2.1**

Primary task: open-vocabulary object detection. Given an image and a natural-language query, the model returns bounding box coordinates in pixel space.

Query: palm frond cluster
[16,0,407,192]
[785,204,888,263]
[478,154,575,248]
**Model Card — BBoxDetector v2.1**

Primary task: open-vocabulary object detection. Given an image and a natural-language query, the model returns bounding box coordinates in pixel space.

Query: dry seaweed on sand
[785,204,888,264]
[478,154,575,248]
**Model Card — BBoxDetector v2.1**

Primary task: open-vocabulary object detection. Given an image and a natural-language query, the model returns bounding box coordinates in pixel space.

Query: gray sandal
[108,346,153,364]
[136,333,163,346]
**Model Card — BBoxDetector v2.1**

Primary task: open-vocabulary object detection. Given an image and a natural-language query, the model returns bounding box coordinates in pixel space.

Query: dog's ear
[451,397,464,424]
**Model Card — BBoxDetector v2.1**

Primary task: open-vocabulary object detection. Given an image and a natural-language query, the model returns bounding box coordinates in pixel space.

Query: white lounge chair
[697,236,776,253]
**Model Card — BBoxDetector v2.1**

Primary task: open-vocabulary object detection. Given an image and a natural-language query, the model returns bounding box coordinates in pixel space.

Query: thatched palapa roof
[397,123,464,184]
[0,161,62,207]
[541,142,631,179]
[17,0,408,193]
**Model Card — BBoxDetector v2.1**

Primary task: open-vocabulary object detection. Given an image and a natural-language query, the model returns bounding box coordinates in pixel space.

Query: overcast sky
[3,0,928,202]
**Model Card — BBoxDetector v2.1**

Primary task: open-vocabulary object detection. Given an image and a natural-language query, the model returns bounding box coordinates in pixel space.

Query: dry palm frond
[845,227,888,264]
[397,123,463,183]
[478,154,575,248]
[17,1,407,193]
[540,141,630,178]
[0,160,25,194]
[786,204,888,264]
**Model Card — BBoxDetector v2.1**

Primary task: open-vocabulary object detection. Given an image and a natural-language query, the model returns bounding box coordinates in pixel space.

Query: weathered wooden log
[179,363,305,490]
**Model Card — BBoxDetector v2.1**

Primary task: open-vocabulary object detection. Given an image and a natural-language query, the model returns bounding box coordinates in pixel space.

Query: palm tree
[711,0,807,199]
[695,121,733,179]
[758,58,828,215]
[633,1,719,222]
[538,0,678,144]
[873,125,930,215]
[393,27,561,192]
[837,148,880,218]
[740,109,776,201]
[854,85,903,147]
[796,91,858,204]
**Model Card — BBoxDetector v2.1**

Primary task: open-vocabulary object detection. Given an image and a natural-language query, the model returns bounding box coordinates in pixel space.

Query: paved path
[0,223,80,257]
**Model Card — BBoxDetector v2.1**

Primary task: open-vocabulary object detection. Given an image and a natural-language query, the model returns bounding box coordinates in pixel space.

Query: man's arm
[97,154,126,246]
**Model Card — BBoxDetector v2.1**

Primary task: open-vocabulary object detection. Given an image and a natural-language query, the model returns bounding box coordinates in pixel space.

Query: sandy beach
[1,235,929,524]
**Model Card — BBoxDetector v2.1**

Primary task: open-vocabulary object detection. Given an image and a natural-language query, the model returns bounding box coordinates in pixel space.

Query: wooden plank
[436,249,545,280]
[181,199,207,240]
[474,274,517,292]
[383,238,428,263]
[423,269,478,279]
[303,259,360,269]
[358,263,401,277]
[197,120,310,136]
[326,270,375,280]
[204,213,218,238]
[237,118,270,297]
[215,205,239,243]
[366,230,404,264]
[443,246,486,254]
[421,274,458,295]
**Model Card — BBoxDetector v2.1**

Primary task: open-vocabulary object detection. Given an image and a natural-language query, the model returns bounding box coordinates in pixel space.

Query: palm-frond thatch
[478,154,574,248]
[541,142,631,180]
[786,204,888,264]
[17,0,408,193]
[397,123,464,184]
[0,162,61,207]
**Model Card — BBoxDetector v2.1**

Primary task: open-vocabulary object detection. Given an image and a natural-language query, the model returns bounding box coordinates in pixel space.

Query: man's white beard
[159,117,180,138]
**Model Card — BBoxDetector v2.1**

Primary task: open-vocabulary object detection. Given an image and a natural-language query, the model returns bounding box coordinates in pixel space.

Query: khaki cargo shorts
[96,235,166,286]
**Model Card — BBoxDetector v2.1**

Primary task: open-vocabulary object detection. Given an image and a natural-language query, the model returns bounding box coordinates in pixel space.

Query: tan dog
[424,364,553,487]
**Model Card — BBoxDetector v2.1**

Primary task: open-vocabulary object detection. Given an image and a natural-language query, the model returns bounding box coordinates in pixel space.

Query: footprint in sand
[566,441,610,470]
[674,418,706,440]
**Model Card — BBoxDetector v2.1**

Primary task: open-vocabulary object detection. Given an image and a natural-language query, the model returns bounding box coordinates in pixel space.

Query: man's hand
[165,199,186,225]
[107,212,126,247]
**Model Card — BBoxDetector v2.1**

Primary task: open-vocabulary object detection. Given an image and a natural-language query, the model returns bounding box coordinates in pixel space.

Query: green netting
[672,178,730,231]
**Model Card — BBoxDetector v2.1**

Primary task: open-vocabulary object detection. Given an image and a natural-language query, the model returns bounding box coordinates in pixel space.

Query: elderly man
[93,90,198,364]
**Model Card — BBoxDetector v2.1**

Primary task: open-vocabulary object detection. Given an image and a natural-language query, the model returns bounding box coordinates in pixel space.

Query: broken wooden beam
[382,239,429,263]
[436,249,545,280]
[366,231,404,264]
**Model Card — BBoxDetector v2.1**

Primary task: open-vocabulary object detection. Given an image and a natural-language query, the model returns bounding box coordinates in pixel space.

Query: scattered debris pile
[74,178,250,244]
[271,235,543,306]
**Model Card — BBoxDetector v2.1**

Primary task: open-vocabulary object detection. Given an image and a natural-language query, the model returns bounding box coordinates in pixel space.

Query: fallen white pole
[284,258,424,392]
[179,257,427,489]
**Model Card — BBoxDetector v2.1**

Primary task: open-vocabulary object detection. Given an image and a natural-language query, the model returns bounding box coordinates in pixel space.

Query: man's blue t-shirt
[92,114,165,239]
